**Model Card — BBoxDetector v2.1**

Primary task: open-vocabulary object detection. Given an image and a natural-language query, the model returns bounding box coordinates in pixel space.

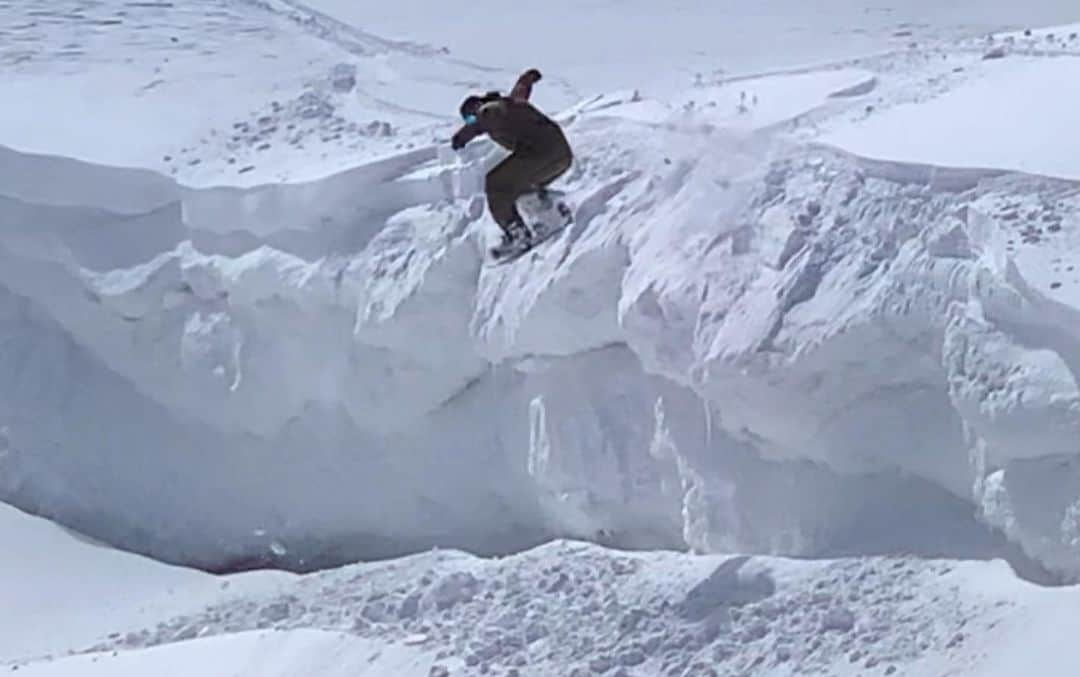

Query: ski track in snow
[5,1,1080,675]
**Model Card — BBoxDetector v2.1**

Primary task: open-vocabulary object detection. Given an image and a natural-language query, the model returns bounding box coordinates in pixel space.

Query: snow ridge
[1,113,1077,582]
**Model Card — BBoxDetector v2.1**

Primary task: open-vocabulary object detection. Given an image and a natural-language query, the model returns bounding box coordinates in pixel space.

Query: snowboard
[488,189,574,265]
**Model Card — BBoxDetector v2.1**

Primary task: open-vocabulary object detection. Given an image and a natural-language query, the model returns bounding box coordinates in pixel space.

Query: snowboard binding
[488,189,575,264]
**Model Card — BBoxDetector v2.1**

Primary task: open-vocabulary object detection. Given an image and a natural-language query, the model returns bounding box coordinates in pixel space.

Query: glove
[451,129,468,150]
[523,68,542,83]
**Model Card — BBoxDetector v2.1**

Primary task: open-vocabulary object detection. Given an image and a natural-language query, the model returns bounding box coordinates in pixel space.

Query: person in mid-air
[451,68,573,257]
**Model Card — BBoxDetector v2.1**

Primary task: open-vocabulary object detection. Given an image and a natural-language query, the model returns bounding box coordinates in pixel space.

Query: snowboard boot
[535,186,572,222]
[490,219,535,258]
[536,186,552,209]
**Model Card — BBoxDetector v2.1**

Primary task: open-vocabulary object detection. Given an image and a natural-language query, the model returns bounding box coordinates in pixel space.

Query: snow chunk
[424,572,481,611]
[821,606,856,633]
[677,556,776,621]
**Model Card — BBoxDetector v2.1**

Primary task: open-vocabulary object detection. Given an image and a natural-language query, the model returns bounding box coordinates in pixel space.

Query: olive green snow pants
[485,145,572,232]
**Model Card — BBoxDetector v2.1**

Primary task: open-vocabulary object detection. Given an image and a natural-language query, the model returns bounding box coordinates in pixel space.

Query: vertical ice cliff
[0,91,1077,580]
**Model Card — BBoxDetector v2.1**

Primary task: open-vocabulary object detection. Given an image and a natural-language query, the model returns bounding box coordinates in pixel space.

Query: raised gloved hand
[451,128,469,150]
[522,68,542,83]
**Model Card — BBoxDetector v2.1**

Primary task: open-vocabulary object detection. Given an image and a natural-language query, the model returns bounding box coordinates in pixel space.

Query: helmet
[459,91,502,123]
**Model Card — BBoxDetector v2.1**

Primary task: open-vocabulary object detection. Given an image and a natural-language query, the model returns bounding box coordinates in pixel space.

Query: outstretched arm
[509,68,542,102]
[451,121,484,150]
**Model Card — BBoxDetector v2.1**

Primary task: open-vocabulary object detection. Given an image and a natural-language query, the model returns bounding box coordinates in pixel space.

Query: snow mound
[7,500,1080,677]
[11,498,1080,677]
[600,68,879,131]
[822,55,1080,180]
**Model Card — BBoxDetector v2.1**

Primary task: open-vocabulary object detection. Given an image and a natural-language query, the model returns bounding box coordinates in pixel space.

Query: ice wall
[1,103,1078,580]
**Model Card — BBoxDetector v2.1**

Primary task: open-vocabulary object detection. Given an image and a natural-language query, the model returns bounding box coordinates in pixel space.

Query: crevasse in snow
[3,81,1080,580]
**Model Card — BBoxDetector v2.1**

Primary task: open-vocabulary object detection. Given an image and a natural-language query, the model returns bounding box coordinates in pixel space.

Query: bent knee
[485,171,512,194]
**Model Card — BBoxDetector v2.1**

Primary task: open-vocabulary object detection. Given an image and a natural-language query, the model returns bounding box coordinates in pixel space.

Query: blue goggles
[462,113,478,125]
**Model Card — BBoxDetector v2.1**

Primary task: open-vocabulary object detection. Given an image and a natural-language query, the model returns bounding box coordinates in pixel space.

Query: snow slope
[14,631,439,677]
[0,0,578,186]
[0,503,290,663]
[823,54,1080,179]
[303,0,1080,95]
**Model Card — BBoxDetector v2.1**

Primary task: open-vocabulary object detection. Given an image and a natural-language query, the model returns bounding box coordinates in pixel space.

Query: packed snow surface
[6,1,1080,674]
[303,0,1080,94]
[823,54,1080,179]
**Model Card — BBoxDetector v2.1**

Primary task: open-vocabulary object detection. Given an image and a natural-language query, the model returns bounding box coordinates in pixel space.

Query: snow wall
[2,103,1079,580]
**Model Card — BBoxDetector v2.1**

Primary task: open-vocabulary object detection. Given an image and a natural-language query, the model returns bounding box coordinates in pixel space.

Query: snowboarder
[451,68,574,258]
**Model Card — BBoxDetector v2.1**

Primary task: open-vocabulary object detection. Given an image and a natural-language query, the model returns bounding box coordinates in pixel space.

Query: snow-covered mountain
[4,0,1080,674]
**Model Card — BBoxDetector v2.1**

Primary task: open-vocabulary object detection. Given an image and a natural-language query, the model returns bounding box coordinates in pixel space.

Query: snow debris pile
[7,502,995,677]
[83,545,976,677]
